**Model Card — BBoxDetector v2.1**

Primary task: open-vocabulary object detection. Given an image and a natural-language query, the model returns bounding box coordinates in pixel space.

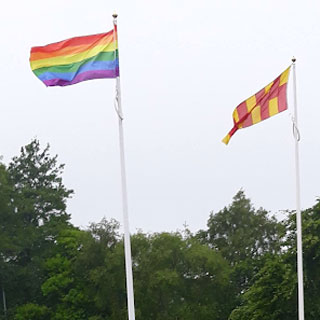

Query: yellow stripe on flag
[265,81,273,94]
[30,42,118,70]
[233,109,240,123]
[222,134,231,145]
[251,105,261,124]
[268,97,279,116]
[246,95,256,112]
[233,109,244,128]
[280,67,290,86]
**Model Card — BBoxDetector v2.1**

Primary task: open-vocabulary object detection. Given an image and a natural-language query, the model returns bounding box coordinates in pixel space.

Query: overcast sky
[1,0,320,233]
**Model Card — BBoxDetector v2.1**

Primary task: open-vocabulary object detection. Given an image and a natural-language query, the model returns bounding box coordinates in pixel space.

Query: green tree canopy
[8,139,73,226]
[198,190,283,295]
[132,231,233,320]
[1,139,74,315]
[2,140,320,320]
[203,190,282,263]
[229,199,320,320]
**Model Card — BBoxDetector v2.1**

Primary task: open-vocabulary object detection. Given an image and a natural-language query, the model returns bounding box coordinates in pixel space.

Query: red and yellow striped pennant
[222,66,291,145]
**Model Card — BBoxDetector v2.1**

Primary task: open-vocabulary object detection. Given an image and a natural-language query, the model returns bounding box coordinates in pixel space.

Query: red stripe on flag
[31,30,115,54]
[236,102,248,122]
[260,102,270,120]
[255,87,265,104]
[278,84,288,112]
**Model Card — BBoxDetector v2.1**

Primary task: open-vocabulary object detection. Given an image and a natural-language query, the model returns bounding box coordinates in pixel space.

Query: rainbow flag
[222,67,291,145]
[30,28,119,87]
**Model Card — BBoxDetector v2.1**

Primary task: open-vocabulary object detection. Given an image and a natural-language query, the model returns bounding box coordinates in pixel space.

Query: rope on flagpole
[291,115,301,141]
[114,86,123,120]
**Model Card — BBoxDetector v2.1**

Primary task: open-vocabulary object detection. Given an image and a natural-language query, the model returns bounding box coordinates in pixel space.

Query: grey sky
[1,0,320,233]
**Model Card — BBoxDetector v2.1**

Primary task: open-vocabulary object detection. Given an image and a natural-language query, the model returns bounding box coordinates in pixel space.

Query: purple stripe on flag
[43,68,119,87]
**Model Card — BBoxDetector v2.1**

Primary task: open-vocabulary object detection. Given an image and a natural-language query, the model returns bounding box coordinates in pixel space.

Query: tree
[6,139,320,320]
[229,199,320,320]
[132,231,233,320]
[8,139,73,226]
[1,139,73,315]
[40,218,127,320]
[228,256,296,320]
[203,190,281,263]
[284,199,320,319]
[41,228,93,320]
[198,190,282,295]
[0,163,17,319]
[75,218,127,320]
[14,303,51,320]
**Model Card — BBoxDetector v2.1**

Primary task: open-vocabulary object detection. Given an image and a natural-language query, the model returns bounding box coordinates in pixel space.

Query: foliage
[8,139,73,226]
[229,257,296,320]
[203,190,282,262]
[0,139,73,317]
[285,200,320,319]
[1,140,320,320]
[229,199,320,320]
[14,303,51,320]
[198,190,283,296]
[132,231,233,320]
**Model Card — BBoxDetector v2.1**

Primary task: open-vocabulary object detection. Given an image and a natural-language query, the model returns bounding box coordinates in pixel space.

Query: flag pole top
[292,57,296,63]
[112,13,118,26]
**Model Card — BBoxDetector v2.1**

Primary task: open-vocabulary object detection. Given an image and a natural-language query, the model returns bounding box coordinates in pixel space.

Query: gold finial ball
[112,13,118,19]
[292,57,296,63]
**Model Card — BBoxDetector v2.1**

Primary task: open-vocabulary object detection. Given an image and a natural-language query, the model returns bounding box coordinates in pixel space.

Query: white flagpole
[2,287,7,318]
[292,57,305,320]
[112,13,136,320]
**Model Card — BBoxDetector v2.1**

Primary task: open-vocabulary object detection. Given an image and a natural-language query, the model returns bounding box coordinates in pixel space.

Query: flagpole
[292,57,305,320]
[112,13,136,320]
[2,287,7,319]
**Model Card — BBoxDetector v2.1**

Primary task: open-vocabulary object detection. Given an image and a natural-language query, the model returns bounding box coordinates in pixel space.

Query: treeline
[0,140,320,319]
